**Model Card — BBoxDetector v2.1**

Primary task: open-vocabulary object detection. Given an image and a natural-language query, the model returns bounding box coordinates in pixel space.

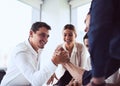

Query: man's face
[30,27,49,50]
[84,14,90,32]
[84,38,89,50]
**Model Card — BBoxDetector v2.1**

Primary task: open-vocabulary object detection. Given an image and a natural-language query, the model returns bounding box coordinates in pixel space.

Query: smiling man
[0,22,69,86]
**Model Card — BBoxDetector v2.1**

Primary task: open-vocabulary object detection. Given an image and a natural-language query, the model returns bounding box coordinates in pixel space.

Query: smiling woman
[0,0,32,67]
[46,24,90,86]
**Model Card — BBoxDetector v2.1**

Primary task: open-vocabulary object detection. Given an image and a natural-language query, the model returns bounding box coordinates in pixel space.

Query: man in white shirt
[0,22,69,86]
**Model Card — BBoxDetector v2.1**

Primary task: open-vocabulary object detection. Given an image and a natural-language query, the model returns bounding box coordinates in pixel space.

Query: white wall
[69,0,91,8]
[0,0,32,67]
[31,0,70,63]
[32,8,40,23]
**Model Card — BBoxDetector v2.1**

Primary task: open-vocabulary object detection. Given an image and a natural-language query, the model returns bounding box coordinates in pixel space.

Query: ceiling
[18,0,91,9]
[69,0,91,8]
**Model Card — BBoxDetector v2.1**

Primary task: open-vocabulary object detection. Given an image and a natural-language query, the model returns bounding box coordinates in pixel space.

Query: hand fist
[52,47,69,66]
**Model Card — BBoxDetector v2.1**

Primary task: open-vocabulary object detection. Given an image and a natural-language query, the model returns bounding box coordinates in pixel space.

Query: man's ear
[29,30,33,37]
[75,33,77,38]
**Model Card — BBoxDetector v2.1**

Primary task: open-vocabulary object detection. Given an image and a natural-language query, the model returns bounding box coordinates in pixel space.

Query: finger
[51,80,53,84]
[55,75,58,80]
[54,51,62,56]
[66,79,75,86]
[59,47,64,51]
[56,47,64,51]
[46,79,51,85]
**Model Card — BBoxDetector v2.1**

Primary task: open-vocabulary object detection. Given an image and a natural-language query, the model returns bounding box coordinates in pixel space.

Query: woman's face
[63,29,76,45]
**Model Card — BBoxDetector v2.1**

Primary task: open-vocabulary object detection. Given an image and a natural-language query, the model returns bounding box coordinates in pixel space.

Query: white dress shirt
[0,40,56,86]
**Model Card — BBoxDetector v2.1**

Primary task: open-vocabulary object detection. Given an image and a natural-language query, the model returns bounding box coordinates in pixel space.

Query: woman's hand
[47,73,58,85]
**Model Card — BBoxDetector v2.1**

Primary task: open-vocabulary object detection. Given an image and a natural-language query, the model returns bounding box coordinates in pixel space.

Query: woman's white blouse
[55,42,91,79]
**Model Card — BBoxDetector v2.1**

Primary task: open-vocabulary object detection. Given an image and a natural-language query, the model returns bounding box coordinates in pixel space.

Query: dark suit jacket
[88,0,120,77]
[0,70,6,83]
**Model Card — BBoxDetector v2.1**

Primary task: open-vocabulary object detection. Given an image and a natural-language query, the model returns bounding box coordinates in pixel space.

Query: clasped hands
[52,47,70,66]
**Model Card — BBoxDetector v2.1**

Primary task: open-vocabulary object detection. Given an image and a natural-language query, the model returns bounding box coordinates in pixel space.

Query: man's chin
[40,46,44,49]
[39,45,44,49]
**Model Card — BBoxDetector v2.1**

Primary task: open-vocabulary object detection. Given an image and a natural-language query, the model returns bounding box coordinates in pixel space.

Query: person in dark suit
[87,0,120,85]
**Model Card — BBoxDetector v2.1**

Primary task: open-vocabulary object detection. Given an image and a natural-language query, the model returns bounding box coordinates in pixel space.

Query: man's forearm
[63,62,85,81]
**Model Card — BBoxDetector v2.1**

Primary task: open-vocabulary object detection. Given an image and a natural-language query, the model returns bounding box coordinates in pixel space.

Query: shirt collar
[63,43,77,52]
[25,39,43,56]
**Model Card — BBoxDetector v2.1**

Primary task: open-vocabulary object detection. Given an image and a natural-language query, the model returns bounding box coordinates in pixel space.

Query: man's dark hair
[83,33,88,41]
[31,22,51,33]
